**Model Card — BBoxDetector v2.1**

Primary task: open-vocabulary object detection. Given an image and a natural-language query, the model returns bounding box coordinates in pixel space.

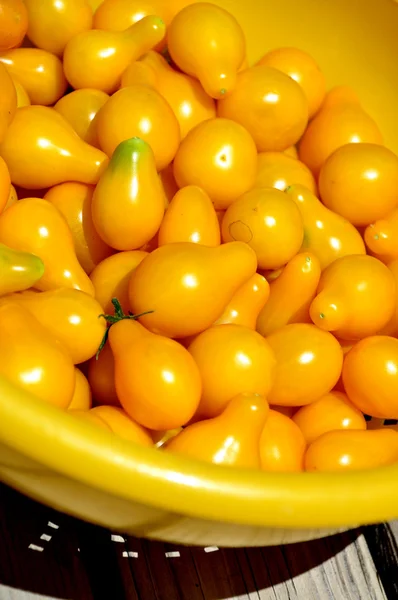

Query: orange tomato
[0,243,44,296]
[7,288,106,364]
[173,117,257,210]
[129,241,257,339]
[292,391,366,444]
[0,48,67,105]
[92,137,165,250]
[188,324,276,419]
[168,2,245,99]
[109,319,202,430]
[68,368,92,411]
[0,198,95,295]
[0,302,75,409]
[96,85,180,171]
[122,51,216,139]
[254,151,316,194]
[319,144,398,226]
[342,336,398,419]
[3,182,17,210]
[259,409,306,472]
[365,208,398,264]
[270,405,298,418]
[54,89,109,148]
[305,429,398,472]
[217,65,308,152]
[321,85,361,111]
[214,273,269,329]
[221,187,304,270]
[166,393,269,468]
[266,323,343,406]
[158,185,220,247]
[0,0,28,50]
[63,15,166,93]
[380,259,398,337]
[0,155,11,214]
[12,76,30,107]
[90,406,153,446]
[256,252,321,337]
[93,0,173,31]
[257,47,326,119]
[298,103,383,178]
[0,106,109,189]
[87,342,120,407]
[44,182,112,275]
[0,61,17,144]
[90,250,148,314]
[310,255,395,340]
[285,184,366,269]
[24,0,93,56]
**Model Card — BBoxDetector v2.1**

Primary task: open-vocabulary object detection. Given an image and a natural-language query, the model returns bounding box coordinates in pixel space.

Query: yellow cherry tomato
[12,77,30,107]
[0,61,17,144]
[266,323,343,406]
[54,89,109,148]
[254,152,316,194]
[293,391,366,444]
[0,302,75,409]
[222,187,304,270]
[218,65,308,152]
[0,155,11,213]
[259,409,306,472]
[188,324,276,419]
[305,429,398,472]
[0,0,28,51]
[90,406,153,446]
[0,198,95,295]
[158,185,220,247]
[0,243,44,296]
[166,393,269,468]
[68,368,92,411]
[93,0,173,31]
[87,342,120,407]
[44,182,113,275]
[214,273,270,329]
[365,208,398,264]
[129,241,257,339]
[0,48,67,105]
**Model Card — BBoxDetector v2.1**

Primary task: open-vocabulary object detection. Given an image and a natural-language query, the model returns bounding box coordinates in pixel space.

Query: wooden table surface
[0,483,397,600]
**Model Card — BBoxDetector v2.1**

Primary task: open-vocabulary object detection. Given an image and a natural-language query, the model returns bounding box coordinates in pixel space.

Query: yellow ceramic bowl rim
[1,375,397,530]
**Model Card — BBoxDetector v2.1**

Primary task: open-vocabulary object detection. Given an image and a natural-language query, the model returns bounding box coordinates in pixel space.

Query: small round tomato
[310,255,396,340]
[0,0,28,50]
[266,323,343,406]
[166,393,269,468]
[173,117,257,210]
[68,368,92,411]
[342,336,398,419]
[96,85,180,170]
[218,65,308,152]
[259,409,306,472]
[293,391,366,444]
[254,151,316,194]
[257,47,326,118]
[319,144,398,226]
[188,324,276,419]
[305,429,398,472]
[221,187,304,270]
[365,208,398,264]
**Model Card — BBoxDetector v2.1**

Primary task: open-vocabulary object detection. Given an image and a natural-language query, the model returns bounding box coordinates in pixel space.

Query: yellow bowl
[1,0,398,547]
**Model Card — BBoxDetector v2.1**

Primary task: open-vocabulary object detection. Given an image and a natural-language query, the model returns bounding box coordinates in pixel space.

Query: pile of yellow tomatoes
[1,0,398,474]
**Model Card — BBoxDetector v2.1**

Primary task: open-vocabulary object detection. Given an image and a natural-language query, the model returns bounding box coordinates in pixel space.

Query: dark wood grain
[0,484,395,600]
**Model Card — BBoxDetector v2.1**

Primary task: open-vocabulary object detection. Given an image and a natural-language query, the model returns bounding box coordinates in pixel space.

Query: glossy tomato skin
[68,368,92,411]
[305,429,398,472]
[221,187,304,270]
[259,409,306,472]
[0,0,28,51]
[167,2,245,99]
[0,243,44,296]
[87,343,120,407]
[0,61,17,144]
[54,89,109,148]
[214,273,270,329]
[365,208,398,265]
[310,255,395,341]
[319,143,398,226]
[218,65,308,152]
[293,391,366,444]
[166,393,269,468]
[0,302,75,409]
[90,406,153,447]
[254,152,316,194]
[188,324,276,419]
[173,117,257,210]
[109,319,202,431]
[93,0,173,31]
[342,336,398,419]
[266,323,343,407]
[129,241,257,339]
